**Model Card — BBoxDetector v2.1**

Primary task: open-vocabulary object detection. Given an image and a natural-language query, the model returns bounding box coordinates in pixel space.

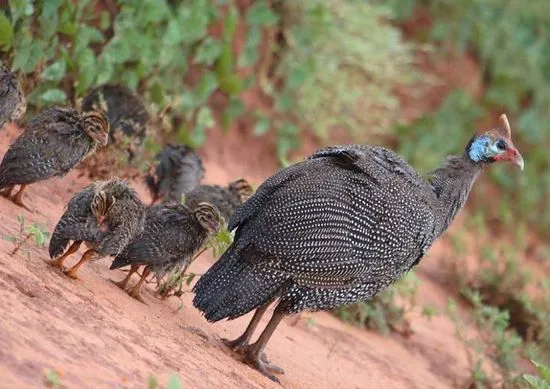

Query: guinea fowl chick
[0,66,26,129]
[109,202,220,303]
[0,107,109,211]
[184,179,254,223]
[48,178,145,279]
[193,114,524,382]
[145,144,204,204]
[81,84,149,160]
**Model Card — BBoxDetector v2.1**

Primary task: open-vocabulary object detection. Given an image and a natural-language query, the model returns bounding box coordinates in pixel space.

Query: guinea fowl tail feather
[192,245,287,322]
[144,174,157,198]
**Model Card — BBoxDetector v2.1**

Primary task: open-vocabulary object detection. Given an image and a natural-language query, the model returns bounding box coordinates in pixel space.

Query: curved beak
[514,153,524,171]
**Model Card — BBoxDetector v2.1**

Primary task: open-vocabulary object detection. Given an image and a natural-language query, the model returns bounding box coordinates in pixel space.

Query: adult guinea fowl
[145,143,204,204]
[0,107,109,210]
[109,202,220,303]
[185,178,254,223]
[193,114,524,382]
[0,66,26,130]
[48,178,145,279]
[81,84,149,160]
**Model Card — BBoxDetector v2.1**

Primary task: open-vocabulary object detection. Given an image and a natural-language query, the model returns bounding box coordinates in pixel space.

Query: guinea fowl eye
[496,139,508,151]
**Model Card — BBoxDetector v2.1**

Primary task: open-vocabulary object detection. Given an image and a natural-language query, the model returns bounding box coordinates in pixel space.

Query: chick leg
[0,185,14,198]
[129,266,151,304]
[64,249,95,279]
[242,309,286,382]
[111,264,139,290]
[12,184,32,212]
[47,241,82,271]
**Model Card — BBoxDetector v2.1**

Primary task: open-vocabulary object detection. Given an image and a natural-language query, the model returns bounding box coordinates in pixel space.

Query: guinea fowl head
[228,179,254,202]
[466,114,524,170]
[90,190,116,227]
[193,202,221,234]
[83,111,110,147]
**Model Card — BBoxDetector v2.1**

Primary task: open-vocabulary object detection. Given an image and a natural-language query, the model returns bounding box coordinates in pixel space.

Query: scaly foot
[243,345,285,383]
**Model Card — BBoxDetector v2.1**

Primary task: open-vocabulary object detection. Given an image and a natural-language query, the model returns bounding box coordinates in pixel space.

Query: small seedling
[148,375,159,389]
[166,374,183,389]
[6,215,50,256]
[44,369,61,389]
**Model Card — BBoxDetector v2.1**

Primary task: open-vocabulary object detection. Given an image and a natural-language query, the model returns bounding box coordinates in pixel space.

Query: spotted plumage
[47,178,146,279]
[81,84,149,160]
[145,144,205,204]
[0,66,26,129]
[185,179,254,223]
[192,114,524,382]
[0,107,109,210]
[109,202,220,302]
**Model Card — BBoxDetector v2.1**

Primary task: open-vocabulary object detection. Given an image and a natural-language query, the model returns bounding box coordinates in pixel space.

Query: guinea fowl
[0,66,26,130]
[81,84,149,160]
[109,202,221,303]
[48,178,145,279]
[193,114,524,382]
[185,179,254,223]
[145,144,204,204]
[0,106,109,211]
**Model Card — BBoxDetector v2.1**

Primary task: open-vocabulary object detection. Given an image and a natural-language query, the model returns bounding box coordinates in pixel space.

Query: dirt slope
[0,123,476,389]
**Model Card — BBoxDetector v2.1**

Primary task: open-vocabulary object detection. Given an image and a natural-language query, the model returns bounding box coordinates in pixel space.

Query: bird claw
[129,289,148,305]
[243,346,285,383]
[46,258,66,272]
[63,267,80,280]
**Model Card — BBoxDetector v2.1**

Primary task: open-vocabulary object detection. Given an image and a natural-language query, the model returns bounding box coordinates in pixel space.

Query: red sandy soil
[1,123,491,389]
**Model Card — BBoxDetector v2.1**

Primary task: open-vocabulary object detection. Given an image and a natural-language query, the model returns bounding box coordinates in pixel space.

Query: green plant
[261,1,415,163]
[524,360,550,389]
[333,271,419,335]
[44,368,62,389]
[3,215,50,256]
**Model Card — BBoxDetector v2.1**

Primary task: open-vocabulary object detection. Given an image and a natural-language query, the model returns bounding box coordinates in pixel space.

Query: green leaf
[194,37,223,65]
[75,48,96,95]
[40,89,67,104]
[0,12,14,49]
[41,61,66,82]
[39,0,61,39]
[147,375,159,389]
[215,43,233,77]
[533,361,550,383]
[238,25,262,68]
[9,0,34,25]
[195,72,218,103]
[254,115,270,136]
[224,5,238,38]
[166,374,182,389]
[99,10,110,31]
[218,74,243,95]
[196,106,215,129]
[246,1,279,26]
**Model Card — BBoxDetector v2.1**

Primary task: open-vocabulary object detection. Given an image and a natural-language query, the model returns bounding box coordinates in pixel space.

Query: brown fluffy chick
[47,178,146,279]
[109,202,220,303]
[0,66,26,129]
[0,107,109,210]
[184,179,254,223]
[81,84,149,160]
[145,144,204,204]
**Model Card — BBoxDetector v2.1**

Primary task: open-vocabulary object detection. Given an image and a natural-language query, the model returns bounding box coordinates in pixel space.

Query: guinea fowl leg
[129,266,151,304]
[223,303,270,351]
[242,309,286,382]
[47,241,82,271]
[64,249,95,279]
[111,264,139,290]
[12,185,32,212]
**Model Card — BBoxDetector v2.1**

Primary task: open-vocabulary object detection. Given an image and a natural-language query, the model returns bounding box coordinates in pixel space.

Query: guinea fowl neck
[428,153,485,236]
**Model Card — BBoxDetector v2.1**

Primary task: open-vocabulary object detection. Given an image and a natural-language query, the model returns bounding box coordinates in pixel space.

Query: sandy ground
[0,123,481,389]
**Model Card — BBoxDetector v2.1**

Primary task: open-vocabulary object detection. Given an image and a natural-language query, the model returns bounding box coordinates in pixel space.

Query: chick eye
[496,139,508,151]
